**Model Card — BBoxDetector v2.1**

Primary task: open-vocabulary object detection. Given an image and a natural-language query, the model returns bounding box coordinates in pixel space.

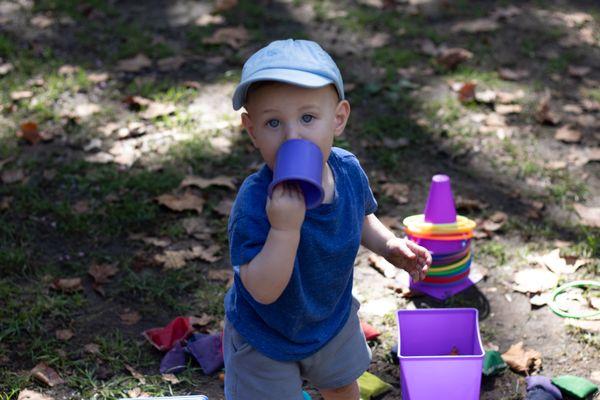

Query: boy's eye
[266,119,280,128]
[301,114,314,123]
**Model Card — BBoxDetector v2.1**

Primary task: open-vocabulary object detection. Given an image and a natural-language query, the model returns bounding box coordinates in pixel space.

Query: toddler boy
[224,39,431,400]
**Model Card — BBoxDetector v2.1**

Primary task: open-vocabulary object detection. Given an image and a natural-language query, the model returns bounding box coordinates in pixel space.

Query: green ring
[548,280,600,319]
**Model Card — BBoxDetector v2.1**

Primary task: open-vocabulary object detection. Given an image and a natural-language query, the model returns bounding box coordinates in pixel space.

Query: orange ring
[405,228,473,241]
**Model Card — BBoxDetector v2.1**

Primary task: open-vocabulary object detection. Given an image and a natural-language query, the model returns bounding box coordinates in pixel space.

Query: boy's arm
[238,228,300,305]
[361,213,431,281]
[238,183,305,305]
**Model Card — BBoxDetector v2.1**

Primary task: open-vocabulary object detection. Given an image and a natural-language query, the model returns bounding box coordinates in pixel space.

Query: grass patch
[478,241,507,265]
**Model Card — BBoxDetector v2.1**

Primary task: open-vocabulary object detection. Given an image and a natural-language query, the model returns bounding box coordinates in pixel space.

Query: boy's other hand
[384,237,431,282]
[267,182,306,232]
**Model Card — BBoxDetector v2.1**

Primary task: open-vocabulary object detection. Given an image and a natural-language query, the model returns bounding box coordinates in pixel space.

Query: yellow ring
[403,214,476,234]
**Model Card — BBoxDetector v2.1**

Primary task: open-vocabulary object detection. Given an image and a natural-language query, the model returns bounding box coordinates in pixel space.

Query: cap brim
[232,68,335,110]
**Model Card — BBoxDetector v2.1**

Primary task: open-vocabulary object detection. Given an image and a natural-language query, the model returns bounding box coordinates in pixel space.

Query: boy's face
[241,82,350,170]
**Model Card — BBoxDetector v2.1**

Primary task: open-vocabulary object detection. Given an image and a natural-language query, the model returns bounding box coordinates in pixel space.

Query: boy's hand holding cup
[267,139,325,231]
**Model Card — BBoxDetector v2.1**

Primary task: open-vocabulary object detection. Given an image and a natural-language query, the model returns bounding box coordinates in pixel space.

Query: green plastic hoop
[547,280,600,319]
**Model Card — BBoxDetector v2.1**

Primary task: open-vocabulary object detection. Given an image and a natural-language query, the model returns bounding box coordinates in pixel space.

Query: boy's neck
[321,162,335,204]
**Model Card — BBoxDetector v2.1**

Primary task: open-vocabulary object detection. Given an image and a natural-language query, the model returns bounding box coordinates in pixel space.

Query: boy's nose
[284,126,301,140]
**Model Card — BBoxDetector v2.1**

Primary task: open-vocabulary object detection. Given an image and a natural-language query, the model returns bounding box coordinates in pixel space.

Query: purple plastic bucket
[407,235,470,255]
[397,308,484,400]
[268,139,324,210]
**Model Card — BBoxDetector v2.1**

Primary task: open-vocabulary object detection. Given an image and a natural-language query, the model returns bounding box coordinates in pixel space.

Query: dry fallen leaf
[140,236,171,247]
[482,211,507,233]
[573,203,600,228]
[72,200,89,214]
[17,121,42,145]
[513,268,558,293]
[88,72,109,83]
[213,0,238,12]
[51,278,83,292]
[123,95,152,110]
[88,263,119,284]
[437,48,473,69]
[120,310,141,325]
[451,18,499,33]
[84,343,101,355]
[55,329,74,341]
[117,53,152,72]
[11,90,33,101]
[502,342,542,374]
[530,291,552,307]
[495,104,522,114]
[457,82,476,103]
[568,65,591,78]
[180,175,236,190]
[58,65,77,75]
[0,62,14,76]
[208,269,234,287]
[127,387,151,398]
[214,198,233,216]
[1,169,25,184]
[139,102,176,119]
[157,56,186,72]
[162,373,180,384]
[17,389,54,400]
[190,313,215,327]
[124,364,146,384]
[30,362,65,387]
[554,125,582,143]
[456,196,488,212]
[156,192,205,214]
[368,253,397,278]
[203,26,249,49]
[195,14,225,26]
[498,68,530,81]
[380,182,409,204]
[535,248,589,274]
[535,92,561,125]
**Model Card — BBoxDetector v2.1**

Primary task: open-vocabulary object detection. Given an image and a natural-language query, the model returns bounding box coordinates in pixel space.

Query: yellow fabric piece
[358,371,393,400]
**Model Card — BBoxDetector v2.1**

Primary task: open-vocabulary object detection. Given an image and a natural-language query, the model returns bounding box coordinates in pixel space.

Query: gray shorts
[223,298,371,400]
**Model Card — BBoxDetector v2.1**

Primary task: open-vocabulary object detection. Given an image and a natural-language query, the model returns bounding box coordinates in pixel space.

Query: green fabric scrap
[552,375,598,399]
[358,371,393,400]
[482,350,507,376]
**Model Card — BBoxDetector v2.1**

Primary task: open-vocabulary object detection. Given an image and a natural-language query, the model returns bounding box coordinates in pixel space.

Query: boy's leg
[223,319,305,400]
[300,298,371,399]
[319,380,360,400]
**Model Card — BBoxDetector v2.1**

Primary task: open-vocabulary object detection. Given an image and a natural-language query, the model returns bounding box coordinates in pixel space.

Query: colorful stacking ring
[432,248,471,265]
[405,229,473,241]
[403,214,476,234]
[422,268,470,284]
[427,256,472,277]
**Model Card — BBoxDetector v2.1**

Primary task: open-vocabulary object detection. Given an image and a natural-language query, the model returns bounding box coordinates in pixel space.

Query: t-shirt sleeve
[228,214,270,268]
[359,165,378,215]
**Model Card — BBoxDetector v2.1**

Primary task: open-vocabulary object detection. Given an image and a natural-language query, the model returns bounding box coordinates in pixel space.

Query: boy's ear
[241,112,258,147]
[333,100,351,137]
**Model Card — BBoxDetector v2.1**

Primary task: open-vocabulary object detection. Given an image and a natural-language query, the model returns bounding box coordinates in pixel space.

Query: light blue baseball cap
[232,39,344,110]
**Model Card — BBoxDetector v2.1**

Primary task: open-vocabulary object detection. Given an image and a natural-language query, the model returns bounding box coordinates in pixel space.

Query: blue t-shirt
[224,147,377,361]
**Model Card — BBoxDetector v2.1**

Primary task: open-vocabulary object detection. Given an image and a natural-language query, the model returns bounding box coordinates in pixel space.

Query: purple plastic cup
[268,139,324,209]
[423,174,457,224]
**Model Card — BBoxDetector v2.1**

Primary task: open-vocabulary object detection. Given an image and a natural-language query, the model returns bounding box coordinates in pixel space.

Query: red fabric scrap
[142,316,193,351]
[360,321,381,341]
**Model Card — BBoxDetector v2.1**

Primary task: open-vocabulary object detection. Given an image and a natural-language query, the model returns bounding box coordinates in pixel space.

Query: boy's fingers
[396,240,416,259]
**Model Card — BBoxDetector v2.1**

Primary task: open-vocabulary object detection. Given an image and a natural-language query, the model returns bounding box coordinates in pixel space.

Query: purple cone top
[423,174,457,224]
[268,139,325,209]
